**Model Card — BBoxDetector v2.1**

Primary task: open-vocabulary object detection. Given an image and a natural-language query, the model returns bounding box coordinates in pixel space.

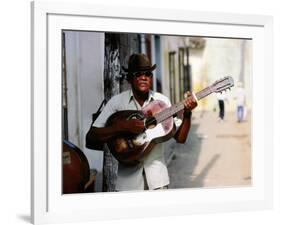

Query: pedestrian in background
[216,92,227,122]
[235,82,246,123]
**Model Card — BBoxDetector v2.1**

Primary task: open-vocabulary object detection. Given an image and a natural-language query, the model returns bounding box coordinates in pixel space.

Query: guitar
[106,76,234,166]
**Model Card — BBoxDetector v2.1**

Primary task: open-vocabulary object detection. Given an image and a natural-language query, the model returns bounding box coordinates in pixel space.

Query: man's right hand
[114,119,145,134]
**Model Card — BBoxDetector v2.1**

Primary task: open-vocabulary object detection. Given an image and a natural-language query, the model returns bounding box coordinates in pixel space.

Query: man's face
[129,71,153,94]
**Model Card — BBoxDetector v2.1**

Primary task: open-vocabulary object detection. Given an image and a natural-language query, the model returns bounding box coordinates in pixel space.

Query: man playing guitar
[86,53,198,191]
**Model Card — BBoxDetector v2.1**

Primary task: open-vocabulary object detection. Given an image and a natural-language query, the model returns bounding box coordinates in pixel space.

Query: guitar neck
[195,86,214,100]
[154,86,214,124]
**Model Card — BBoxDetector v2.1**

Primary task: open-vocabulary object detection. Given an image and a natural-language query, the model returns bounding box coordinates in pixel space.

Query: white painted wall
[161,36,252,111]
[192,38,252,111]
[64,31,105,171]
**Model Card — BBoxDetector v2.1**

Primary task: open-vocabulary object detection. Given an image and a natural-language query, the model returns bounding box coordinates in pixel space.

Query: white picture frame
[31,1,273,224]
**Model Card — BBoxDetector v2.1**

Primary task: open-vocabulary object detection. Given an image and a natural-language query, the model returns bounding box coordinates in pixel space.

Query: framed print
[31,1,273,224]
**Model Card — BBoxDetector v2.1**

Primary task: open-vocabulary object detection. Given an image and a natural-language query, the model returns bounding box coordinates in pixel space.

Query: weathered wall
[64,31,105,173]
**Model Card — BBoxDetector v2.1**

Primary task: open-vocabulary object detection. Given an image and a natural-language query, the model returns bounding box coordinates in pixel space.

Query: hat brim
[122,64,156,73]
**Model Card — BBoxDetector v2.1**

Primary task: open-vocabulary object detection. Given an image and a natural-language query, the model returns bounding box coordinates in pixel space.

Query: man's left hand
[183,91,198,113]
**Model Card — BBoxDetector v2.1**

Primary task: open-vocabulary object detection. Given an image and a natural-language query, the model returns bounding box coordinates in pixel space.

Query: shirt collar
[128,89,154,104]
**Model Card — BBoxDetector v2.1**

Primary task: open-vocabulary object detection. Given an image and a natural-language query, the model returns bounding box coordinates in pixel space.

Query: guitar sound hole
[145,117,157,129]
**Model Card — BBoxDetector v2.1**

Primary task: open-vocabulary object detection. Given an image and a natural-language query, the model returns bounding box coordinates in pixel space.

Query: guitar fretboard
[195,86,214,100]
[153,86,214,124]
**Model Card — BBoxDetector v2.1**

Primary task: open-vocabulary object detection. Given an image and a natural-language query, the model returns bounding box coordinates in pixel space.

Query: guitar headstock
[211,76,234,93]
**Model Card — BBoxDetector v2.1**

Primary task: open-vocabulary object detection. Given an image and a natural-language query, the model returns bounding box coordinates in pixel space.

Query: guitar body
[105,76,234,165]
[106,100,176,165]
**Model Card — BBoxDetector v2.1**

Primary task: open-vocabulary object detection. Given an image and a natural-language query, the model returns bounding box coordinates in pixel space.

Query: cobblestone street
[165,110,251,189]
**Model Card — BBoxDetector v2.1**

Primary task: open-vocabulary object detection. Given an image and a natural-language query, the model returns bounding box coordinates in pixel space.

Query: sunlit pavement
[165,110,251,189]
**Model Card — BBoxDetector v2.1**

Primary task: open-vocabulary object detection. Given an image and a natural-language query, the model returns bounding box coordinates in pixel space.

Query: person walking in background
[235,82,246,123]
[216,92,227,122]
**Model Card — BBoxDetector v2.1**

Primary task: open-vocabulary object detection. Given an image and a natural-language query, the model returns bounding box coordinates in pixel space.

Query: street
[165,110,251,189]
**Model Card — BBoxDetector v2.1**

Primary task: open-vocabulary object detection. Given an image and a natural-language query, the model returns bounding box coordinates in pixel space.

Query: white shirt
[93,89,182,191]
[235,87,246,106]
[217,92,227,101]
